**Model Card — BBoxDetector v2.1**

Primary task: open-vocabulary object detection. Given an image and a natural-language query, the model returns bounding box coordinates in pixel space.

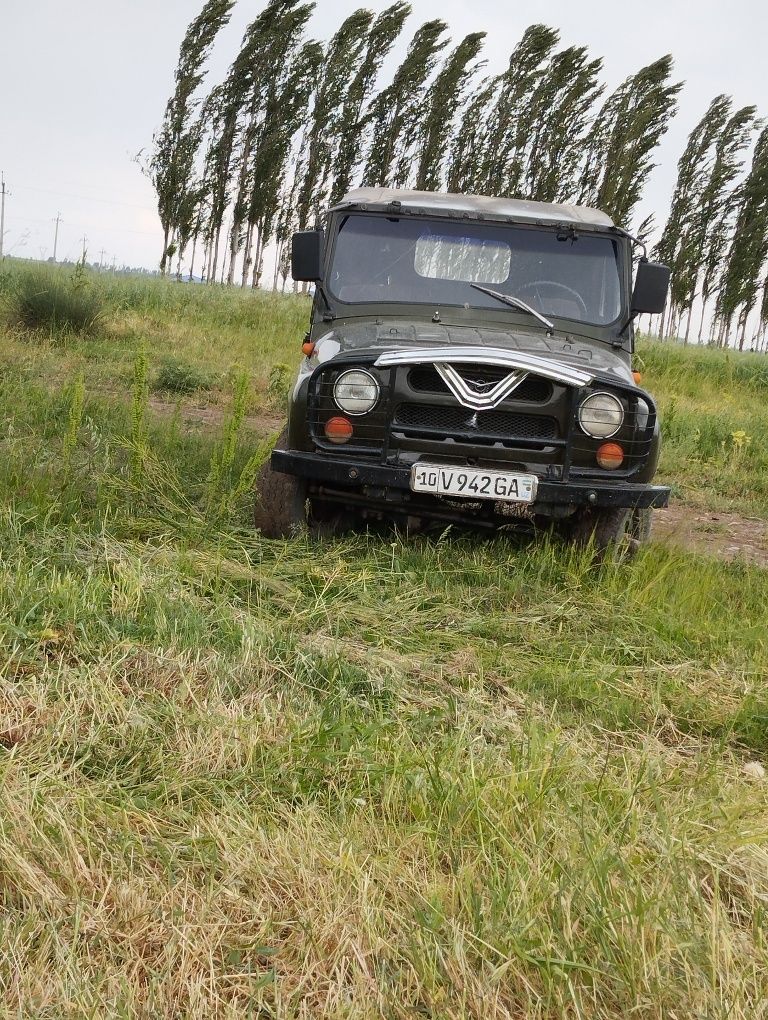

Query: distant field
[1,264,767,1017]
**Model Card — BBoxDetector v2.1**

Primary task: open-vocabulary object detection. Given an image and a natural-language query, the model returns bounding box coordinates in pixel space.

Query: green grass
[637,339,768,516]
[1,263,767,1017]
[1,262,105,336]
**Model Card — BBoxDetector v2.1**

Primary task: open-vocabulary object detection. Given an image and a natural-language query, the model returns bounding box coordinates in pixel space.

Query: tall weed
[62,373,86,472]
[206,370,249,515]
[130,351,149,482]
[5,262,103,336]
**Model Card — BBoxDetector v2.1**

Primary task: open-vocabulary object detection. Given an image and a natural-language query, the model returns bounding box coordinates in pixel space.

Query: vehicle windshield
[328,214,623,327]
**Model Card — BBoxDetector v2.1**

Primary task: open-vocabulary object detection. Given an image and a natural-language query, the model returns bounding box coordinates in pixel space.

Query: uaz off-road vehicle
[256,188,671,551]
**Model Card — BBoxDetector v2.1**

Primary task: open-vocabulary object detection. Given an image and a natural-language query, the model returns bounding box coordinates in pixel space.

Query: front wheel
[253,427,307,538]
[568,507,652,560]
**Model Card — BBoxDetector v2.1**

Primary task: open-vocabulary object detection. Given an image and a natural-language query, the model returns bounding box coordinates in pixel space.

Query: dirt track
[653,505,768,568]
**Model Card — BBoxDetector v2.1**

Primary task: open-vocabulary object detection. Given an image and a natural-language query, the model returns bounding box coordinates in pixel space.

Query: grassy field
[1,263,767,1018]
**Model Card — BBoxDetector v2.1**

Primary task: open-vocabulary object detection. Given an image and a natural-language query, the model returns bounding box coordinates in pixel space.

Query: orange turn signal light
[324,416,353,444]
[632,370,642,384]
[596,442,624,469]
[302,341,315,357]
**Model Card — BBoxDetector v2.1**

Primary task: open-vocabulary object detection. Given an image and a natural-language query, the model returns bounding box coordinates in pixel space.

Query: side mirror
[631,260,670,315]
[291,230,323,282]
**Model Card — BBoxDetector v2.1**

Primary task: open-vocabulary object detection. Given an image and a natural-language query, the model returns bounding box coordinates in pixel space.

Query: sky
[1,0,766,273]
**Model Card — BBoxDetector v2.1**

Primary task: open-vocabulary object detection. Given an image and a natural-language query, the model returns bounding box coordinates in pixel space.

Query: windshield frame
[322,210,631,335]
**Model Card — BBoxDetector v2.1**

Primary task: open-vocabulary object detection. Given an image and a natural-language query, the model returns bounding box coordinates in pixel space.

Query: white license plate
[410,463,537,503]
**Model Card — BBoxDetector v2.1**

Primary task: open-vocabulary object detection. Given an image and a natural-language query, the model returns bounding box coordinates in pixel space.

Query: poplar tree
[199,81,238,282]
[523,45,603,202]
[224,0,314,285]
[445,76,497,194]
[578,55,681,228]
[150,0,235,273]
[240,40,324,287]
[330,2,411,204]
[655,95,732,337]
[480,25,560,197]
[294,10,374,230]
[695,105,757,342]
[716,126,768,348]
[362,19,449,188]
[414,32,486,192]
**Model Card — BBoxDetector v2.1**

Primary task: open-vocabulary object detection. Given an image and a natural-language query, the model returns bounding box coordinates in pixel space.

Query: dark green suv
[256,187,671,552]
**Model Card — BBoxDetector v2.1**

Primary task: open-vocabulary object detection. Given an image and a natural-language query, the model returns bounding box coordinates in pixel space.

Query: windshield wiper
[470,284,554,333]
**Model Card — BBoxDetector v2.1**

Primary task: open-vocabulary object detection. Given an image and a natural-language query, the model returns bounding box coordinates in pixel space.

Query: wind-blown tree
[293,10,374,232]
[655,95,732,338]
[198,0,311,285]
[239,39,324,287]
[444,27,603,202]
[279,5,401,288]
[190,86,228,280]
[445,76,497,193]
[716,125,768,348]
[152,4,711,305]
[478,25,560,197]
[695,105,757,343]
[150,0,235,274]
[362,19,449,188]
[201,74,258,282]
[329,2,411,205]
[578,55,681,228]
[523,45,603,202]
[414,32,486,191]
[224,0,315,285]
[197,83,236,282]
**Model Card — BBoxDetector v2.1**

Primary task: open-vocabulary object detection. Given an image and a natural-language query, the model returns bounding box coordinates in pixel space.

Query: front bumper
[272,449,670,512]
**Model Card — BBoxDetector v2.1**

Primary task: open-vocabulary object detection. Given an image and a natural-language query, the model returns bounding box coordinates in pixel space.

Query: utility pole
[0,172,7,261]
[52,212,62,262]
[98,248,107,270]
[111,255,117,272]
[80,236,87,263]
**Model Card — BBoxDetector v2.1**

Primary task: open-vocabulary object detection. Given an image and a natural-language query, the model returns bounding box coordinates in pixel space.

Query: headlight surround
[578,391,624,439]
[333,369,380,415]
[635,397,650,433]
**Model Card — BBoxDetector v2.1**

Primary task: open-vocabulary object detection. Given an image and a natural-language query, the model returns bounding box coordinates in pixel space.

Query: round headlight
[333,369,379,415]
[578,391,624,439]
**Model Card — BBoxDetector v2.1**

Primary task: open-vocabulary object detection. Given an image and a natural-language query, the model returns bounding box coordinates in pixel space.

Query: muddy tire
[253,427,307,538]
[568,506,652,560]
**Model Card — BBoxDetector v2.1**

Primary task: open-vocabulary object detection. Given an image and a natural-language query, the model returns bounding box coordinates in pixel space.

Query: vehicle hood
[311,319,632,383]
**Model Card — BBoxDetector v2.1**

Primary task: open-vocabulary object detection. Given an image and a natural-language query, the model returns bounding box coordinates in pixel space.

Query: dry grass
[0,265,767,1017]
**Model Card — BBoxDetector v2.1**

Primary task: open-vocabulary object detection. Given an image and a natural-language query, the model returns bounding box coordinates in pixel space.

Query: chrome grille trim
[435,362,529,410]
[374,346,593,388]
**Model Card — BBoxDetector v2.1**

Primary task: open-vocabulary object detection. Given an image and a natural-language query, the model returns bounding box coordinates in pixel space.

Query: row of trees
[655,98,768,350]
[149,0,768,350]
[149,0,680,289]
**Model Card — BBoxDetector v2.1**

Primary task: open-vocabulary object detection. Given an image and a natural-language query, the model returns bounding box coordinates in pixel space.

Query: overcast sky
[1,0,766,271]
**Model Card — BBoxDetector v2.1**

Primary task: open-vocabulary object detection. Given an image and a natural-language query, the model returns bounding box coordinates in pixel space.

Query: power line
[12,182,155,213]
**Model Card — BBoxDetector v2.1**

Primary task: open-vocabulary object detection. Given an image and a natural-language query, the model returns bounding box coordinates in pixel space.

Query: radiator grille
[393,403,558,443]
